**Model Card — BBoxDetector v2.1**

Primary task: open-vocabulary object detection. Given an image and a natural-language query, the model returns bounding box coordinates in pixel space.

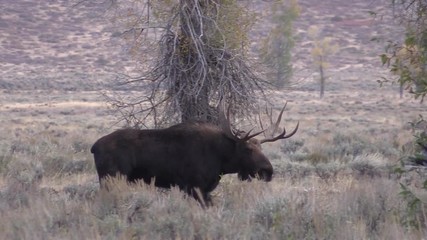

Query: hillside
[0,0,401,92]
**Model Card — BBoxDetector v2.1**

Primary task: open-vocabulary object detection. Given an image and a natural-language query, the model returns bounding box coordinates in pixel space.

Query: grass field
[0,81,426,239]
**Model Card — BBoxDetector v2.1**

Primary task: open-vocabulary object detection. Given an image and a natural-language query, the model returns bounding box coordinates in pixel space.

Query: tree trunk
[319,56,325,98]
[177,0,211,123]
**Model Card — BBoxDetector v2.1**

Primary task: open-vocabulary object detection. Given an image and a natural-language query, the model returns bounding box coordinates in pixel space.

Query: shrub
[280,138,304,154]
[6,157,44,190]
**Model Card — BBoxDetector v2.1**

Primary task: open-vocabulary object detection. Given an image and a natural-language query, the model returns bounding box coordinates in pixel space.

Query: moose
[90,103,298,206]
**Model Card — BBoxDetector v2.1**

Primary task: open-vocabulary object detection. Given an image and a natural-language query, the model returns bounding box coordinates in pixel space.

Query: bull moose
[91,103,298,206]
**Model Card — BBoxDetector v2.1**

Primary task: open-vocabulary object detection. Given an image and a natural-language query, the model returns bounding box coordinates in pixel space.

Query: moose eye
[244,147,254,154]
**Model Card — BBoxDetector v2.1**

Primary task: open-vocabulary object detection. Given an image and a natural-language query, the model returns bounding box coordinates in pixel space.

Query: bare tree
[99,0,269,128]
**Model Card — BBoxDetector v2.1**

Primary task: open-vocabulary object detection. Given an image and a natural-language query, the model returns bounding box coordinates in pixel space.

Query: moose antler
[259,102,288,138]
[217,97,237,140]
[259,103,299,144]
[239,128,265,141]
[217,98,264,141]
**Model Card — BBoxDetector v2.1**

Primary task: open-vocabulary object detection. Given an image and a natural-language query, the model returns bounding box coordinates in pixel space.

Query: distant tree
[308,26,339,98]
[97,0,268,127]
[260,0,299,89]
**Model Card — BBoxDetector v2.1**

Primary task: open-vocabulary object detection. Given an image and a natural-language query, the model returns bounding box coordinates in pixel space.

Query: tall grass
[1,173,424,239]
[0,87,426,239]
[0,124,425,239]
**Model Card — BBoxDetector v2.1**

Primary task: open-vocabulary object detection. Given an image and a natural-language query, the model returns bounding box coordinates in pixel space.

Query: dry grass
[0,83,426,239]
[0,169,424,239]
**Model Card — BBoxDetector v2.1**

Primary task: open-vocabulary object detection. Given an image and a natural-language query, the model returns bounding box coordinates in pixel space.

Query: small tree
[379,0,427,101]
[378,0,427,230]
[260,0,299,89]
[393,43,423,98]
[100,0,269,127]
[308,26,338,98]
[381,38,427,101]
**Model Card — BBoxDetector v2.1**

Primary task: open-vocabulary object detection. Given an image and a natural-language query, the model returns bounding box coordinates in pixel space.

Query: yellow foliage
[395,44,422,74]
[272,0,300,18]
[308,26,339,67]
[308,25,320,39]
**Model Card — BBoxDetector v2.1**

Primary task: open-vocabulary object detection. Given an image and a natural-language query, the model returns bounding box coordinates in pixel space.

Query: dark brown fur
[91,122,273,206]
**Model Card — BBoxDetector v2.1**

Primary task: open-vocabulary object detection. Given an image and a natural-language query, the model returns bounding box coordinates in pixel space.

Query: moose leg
[184,187,212,207]
[202,192,213,207]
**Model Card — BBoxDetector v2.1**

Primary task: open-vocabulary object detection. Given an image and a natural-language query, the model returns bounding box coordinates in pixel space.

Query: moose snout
[238,169,272,182]
[257,168,273,182]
